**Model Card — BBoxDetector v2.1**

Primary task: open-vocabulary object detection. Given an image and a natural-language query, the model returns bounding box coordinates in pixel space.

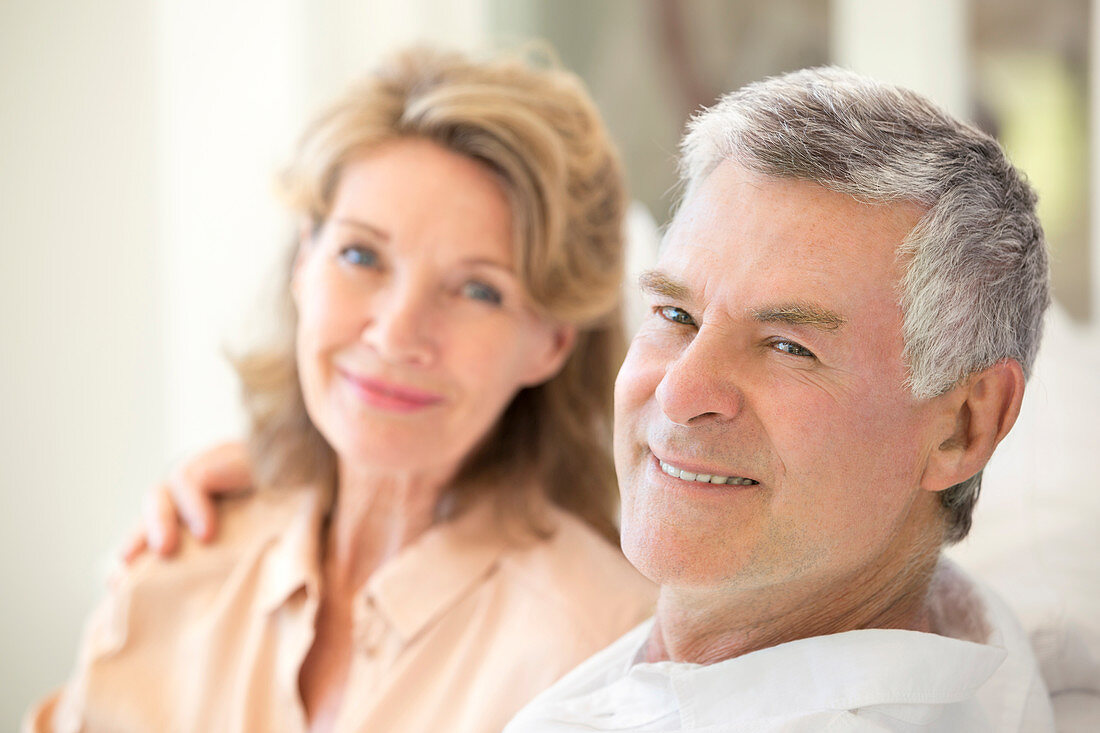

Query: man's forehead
[663,162,921,299]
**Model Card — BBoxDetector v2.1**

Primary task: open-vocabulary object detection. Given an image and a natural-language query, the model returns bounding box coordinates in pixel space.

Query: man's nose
[360,281,438,367]
[654,333,744,427]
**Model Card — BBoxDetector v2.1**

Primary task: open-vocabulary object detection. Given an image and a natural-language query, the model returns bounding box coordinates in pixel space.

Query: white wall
[157,0,305,457]
[830,0,969,116]
[0,0,163,727]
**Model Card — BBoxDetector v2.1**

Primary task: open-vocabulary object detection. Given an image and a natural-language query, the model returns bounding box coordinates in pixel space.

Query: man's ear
[520,322,577,388]
[920,358,1026,493]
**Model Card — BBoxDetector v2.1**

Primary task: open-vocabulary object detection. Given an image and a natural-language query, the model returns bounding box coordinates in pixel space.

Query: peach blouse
[28,487,655,732]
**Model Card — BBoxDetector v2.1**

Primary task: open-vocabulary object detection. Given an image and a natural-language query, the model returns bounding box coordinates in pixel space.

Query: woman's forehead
[328,141,515,264]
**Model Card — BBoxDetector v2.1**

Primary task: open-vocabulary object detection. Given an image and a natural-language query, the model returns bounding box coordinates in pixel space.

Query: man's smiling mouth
[657,458,759,486]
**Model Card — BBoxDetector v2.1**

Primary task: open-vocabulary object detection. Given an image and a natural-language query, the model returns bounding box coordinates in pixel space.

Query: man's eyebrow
[638,271,845,331]
[750,303,846,332]
[638,270,691,301]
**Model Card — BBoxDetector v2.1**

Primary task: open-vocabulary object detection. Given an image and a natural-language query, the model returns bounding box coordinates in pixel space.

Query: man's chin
[621,520,745,588]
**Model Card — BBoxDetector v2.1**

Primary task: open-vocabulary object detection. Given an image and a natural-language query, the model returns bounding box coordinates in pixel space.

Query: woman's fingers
[118,527,148,566]
[116,441,251,571]
[169,469,217,542]
[168,441,251,542]
[143,484,181,556]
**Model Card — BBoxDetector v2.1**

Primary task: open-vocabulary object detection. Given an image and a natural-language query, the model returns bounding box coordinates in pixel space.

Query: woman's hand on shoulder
[119,441,254,564]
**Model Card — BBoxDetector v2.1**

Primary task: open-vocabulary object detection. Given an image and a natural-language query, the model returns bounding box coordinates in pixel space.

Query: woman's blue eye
[773,340,815,358]
[461,280,503,306]
[339,245,379,268]
[658,306,696,327]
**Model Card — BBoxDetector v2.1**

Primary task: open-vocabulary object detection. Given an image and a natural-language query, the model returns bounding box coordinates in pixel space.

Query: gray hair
[679,67,1049,543]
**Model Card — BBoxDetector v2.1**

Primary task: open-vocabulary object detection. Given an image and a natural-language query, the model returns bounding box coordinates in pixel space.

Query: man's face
[615,161,945,597]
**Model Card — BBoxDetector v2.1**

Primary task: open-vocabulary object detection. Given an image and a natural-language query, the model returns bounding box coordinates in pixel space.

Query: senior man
[506,68,1053,731]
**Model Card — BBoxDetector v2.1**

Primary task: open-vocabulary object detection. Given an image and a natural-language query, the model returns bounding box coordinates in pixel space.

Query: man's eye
[461,280,503,306]
[338,245,379,268]
[658,306,696,327]
[773,340,816,358]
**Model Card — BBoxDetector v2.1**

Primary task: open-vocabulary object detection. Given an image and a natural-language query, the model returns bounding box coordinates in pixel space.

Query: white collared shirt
[505,561,1054,732]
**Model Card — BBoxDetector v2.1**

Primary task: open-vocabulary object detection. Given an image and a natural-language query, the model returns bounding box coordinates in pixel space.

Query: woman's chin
[312,404,484,483]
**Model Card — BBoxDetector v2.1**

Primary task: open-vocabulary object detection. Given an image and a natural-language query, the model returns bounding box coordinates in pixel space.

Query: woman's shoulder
[124,486,320,584]
[496,506,656,647]
[32,486,324,733]
[93,485,324,654]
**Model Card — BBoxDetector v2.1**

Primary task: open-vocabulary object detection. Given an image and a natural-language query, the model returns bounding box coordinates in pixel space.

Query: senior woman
[29,47,654,733]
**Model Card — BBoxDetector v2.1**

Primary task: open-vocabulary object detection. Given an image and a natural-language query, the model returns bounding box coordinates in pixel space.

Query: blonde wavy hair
[236,47,627,541]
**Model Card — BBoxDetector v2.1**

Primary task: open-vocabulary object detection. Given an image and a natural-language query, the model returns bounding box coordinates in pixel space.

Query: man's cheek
[615,359,651,410]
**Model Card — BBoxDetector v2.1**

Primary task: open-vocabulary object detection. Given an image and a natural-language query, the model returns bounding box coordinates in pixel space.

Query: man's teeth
[658,459,758,486]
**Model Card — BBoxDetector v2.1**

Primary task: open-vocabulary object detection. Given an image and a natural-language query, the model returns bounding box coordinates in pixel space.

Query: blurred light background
[2,0,1099,728]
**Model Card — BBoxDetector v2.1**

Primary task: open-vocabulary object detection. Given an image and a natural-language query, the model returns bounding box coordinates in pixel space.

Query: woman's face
[293,138,573,480]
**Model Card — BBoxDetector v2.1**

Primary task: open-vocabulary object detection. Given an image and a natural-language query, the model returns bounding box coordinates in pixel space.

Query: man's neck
[644,539,942,665]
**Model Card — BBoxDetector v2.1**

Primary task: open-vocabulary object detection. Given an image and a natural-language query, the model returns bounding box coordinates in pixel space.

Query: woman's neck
[323,461,453,592]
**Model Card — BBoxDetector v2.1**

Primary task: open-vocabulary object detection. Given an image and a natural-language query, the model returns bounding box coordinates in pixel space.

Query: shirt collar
[559,625,1007,730]
[669,627,1007,727]
[550,562,1013,731]
[364,498,513,642]
[659,559,1010,727]
[255,485,327,614]
[254,489,530,639]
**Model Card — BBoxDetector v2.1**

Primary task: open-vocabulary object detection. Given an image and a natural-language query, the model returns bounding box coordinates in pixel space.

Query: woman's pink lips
[338,369,444,412]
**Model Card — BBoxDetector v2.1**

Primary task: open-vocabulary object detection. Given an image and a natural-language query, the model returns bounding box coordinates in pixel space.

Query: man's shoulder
[931,560,1056,732]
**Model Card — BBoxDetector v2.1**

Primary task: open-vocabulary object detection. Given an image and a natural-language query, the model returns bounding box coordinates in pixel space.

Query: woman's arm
[119,441,253,562]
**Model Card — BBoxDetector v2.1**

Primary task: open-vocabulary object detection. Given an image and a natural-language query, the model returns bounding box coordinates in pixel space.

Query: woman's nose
[654,334,744,427]
[360,282,438,367]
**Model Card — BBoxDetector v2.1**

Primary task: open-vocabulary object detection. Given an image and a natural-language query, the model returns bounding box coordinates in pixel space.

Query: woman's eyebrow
[750,303,846,332]
[461,257,516,273]
[330,217,390,240]
[638,270,691,301]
